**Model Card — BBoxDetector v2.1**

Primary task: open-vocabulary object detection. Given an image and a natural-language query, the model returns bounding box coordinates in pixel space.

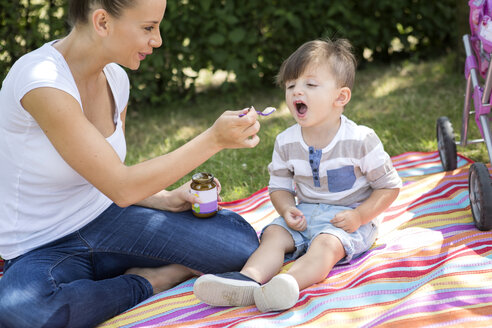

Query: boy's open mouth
[295,101,308,115]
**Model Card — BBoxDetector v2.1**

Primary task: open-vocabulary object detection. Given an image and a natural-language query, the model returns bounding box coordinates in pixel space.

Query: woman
[0,0,260,327]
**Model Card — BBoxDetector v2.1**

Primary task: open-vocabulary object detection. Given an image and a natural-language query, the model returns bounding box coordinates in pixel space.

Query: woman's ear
[92,9,110,36]
[335,87,351,107]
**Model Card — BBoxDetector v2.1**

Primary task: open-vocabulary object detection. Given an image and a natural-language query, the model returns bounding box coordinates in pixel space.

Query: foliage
[0,0,68,75]
[1,0,457,108]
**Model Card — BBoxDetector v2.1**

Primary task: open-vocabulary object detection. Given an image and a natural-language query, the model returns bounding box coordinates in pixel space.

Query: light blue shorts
[261,203,378,264]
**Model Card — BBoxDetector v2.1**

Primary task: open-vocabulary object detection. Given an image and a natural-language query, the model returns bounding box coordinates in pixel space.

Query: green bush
[0,1,68,73]
[0,0,457,107]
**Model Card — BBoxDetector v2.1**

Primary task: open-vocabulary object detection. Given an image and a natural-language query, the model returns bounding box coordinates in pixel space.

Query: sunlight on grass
[372,76,412,98]
[175,125,200,141]
[419,139,438,152]
[226,186,252,202]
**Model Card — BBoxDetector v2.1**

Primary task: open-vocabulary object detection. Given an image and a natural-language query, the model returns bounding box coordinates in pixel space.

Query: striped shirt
[268,115,402,207]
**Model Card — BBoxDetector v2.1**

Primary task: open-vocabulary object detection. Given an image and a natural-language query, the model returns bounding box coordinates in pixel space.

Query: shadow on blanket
[2,152,492,327]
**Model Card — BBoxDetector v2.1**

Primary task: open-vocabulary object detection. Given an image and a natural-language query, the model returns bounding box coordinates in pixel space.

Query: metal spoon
[239,106,276,117]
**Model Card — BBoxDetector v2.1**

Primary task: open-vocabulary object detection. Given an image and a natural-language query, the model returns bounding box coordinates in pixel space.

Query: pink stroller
[437,0,492,230]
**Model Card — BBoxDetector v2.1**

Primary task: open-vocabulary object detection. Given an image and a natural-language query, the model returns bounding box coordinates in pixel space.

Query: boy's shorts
[261,203,378,264]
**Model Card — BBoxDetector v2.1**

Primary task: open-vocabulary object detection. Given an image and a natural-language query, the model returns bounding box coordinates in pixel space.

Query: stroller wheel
[436,116,457,171]
[468,162,492,231]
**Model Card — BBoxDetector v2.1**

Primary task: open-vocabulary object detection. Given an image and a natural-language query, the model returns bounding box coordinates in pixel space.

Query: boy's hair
[276,38,357,89]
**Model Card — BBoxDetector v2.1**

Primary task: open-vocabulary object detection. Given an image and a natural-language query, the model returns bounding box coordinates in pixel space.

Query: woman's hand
[208,108,261,150]
[136,177,223,212]
[135,181,194,212]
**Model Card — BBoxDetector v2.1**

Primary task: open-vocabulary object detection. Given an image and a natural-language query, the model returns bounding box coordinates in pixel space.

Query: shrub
[0,0,457,107]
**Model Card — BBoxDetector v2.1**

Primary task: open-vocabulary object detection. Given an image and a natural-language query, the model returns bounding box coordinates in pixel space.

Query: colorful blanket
[2,152,492,327]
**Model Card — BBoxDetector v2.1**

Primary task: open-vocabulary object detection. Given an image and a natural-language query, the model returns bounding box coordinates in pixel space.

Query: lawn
[125,54,489,202]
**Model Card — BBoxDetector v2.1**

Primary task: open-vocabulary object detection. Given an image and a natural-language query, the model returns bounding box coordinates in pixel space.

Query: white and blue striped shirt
[268,115,402,207]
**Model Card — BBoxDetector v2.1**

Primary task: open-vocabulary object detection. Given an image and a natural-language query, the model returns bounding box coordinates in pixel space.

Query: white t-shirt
[268,115,402,207]
[0,42,129,260]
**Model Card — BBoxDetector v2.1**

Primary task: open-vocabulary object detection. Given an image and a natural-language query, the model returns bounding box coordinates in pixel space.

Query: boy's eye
[145,26,154,32]
[286,83,295,89]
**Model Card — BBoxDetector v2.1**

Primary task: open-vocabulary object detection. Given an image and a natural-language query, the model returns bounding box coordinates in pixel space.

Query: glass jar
[190,172,218,218]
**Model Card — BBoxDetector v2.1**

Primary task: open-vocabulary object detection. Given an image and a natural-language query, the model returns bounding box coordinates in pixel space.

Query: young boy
[193,38,402,312]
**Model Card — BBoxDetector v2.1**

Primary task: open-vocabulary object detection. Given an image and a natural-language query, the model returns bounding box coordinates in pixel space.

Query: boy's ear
[335,87,351,107]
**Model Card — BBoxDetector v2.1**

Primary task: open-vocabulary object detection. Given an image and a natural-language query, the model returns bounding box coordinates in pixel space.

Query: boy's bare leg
[240,225,296,284]
[193,225,295,307]
[287,233,345,290]
[253,233,345,312]
[126,264,199,294]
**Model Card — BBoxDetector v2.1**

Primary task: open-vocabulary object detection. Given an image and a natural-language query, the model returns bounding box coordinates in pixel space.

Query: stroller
[437,0,492,230]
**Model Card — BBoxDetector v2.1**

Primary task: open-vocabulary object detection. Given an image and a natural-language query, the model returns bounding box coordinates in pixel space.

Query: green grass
[125,54,490,201]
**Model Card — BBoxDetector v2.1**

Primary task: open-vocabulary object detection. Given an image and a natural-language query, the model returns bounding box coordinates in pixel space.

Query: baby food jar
[190,172,218,218]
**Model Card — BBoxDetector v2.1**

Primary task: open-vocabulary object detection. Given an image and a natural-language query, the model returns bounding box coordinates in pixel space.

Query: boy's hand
[331,209,362,233]
[283,206,307,231]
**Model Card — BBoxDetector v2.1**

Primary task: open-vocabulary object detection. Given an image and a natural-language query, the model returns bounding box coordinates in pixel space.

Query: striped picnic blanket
[2,151,492,327]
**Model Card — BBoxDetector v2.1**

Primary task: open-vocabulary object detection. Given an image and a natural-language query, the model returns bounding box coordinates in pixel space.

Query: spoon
[239,106,276,117]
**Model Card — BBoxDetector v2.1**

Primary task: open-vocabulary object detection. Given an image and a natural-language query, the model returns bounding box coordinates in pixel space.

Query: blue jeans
[0,204,259,328]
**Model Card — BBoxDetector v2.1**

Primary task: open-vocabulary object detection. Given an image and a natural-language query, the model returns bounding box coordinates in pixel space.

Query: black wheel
[468,162,492,231]
[436,116,457,171]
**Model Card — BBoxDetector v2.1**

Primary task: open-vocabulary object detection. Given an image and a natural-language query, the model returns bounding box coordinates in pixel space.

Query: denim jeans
[0,204,259,328]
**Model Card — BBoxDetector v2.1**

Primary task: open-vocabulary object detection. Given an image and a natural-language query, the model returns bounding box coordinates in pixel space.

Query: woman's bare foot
[126,264,200,294]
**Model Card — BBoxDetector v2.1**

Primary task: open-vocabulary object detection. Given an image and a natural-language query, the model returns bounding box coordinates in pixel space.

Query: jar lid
[192,172,214,183]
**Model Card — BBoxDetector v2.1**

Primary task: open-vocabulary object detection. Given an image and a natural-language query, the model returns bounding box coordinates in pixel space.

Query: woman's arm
[22,87,260,208]
[135,178,222,212]
[135,183,194,212]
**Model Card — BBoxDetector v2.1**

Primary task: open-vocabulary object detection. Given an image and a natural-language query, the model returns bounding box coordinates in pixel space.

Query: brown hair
[68,0,137,26]
[276,38,357,89]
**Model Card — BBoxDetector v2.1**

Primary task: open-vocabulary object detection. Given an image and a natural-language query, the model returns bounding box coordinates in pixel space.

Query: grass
[125,54,490,202]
